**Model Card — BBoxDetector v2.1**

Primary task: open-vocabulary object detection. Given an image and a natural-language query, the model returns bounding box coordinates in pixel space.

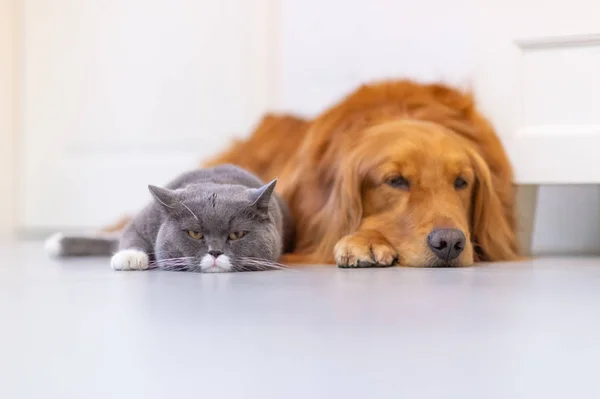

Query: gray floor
[1,242,600,398]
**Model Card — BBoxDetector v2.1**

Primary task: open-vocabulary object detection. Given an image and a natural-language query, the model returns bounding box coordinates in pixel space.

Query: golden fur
[205,80,520,266]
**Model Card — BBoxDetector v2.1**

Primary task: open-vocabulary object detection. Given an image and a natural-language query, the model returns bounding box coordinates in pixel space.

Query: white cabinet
[474,0,600,183]
[474,0,600,252]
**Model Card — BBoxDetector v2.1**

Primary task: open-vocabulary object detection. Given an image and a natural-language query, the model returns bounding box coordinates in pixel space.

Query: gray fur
[45,232,119,257]
[46,165,295,272]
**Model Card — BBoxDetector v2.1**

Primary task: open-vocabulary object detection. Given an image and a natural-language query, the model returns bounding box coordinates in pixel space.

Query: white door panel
[475,0,600,184]
[19,0,273,230]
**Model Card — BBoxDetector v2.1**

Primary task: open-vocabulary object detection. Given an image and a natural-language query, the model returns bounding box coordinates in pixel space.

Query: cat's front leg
[111,226,151,271]
[111,249,149,271]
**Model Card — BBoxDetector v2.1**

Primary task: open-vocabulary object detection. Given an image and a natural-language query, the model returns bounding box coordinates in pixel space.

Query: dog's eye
[454,177,468,190]
[386,176,410,190]
[187,230,204,239]
[228,231,245,241]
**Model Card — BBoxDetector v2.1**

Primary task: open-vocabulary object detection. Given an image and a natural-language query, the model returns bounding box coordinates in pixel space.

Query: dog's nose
[208,250,223,258]
[427,229,466,261]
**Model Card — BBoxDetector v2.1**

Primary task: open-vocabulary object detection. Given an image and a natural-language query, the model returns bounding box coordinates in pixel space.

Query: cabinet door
[19,0,273,231]
[474,0,600,184]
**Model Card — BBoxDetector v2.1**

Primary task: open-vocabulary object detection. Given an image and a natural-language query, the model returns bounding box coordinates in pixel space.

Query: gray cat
[45,164,295,272]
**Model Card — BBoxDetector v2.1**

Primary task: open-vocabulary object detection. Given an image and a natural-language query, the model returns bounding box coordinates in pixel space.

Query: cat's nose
[208,250,223,258]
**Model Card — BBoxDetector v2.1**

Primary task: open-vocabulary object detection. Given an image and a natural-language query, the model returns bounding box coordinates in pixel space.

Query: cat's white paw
[111,249,149,271]
[44,232,65,257]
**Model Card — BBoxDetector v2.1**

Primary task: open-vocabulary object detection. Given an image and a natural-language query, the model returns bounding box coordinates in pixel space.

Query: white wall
[17,0,274,231]
[277,0,475,114]
[0,0,16,238]
[276,0,600,255]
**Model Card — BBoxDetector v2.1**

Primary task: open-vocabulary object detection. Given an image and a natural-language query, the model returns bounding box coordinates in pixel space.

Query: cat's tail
[44,232,119,257]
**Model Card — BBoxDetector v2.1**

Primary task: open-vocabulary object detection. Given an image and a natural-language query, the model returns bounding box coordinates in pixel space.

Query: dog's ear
[309,156,365,260]
[468,149,520,261]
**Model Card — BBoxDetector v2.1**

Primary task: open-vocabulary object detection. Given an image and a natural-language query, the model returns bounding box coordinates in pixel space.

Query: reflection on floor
[1,241,599,398]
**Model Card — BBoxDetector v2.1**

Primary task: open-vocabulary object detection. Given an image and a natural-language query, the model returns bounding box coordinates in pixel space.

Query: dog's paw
[111,249,149,271]
[334,232,398,268]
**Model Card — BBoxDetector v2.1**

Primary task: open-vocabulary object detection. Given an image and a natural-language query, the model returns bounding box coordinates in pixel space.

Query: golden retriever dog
[204,80,520,267]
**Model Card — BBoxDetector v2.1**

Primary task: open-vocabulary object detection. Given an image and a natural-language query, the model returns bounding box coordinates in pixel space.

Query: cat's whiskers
[152,256,195,262]
[240,257,287,267]
[234,257,288,272]
[150,256,288,273]
[150,256,198,271]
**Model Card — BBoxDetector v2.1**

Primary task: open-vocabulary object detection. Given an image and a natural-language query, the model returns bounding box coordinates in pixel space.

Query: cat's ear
[249,179,277,211]
[148,185,178,210]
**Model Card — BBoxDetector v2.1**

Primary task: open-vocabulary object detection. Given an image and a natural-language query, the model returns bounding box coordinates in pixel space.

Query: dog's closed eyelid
[386,175,410,190]
[454,177,469,189]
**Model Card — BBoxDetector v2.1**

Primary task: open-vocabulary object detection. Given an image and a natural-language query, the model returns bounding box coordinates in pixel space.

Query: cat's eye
[187,230,204,239]
[228,231,245,241]
[386,175,410,190]
[454,177,468,190]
